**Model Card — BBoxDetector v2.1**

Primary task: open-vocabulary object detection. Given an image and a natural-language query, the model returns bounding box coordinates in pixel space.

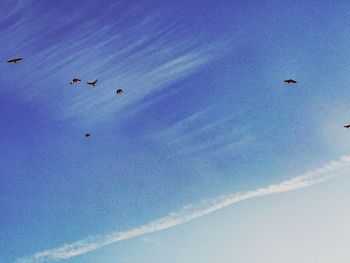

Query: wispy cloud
[1,2,236,124]
[151,106,253,157]
[16,155,350,263]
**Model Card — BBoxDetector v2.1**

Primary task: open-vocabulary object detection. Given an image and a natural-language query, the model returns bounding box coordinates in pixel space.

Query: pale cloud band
[16,155,350,263]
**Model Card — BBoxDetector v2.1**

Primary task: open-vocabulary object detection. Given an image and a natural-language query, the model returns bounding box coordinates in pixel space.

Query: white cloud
[1,4,236,125]
[16,155,350,263]
[151,105,253,158]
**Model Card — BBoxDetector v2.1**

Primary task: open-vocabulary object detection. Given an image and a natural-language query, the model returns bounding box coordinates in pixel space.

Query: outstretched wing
[284,79,297,84]
[87,79,98,85]
[71,78,81,84]
[7,57,23,63]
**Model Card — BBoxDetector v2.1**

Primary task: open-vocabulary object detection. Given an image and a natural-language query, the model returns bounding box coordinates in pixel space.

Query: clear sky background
[1,1,350,262]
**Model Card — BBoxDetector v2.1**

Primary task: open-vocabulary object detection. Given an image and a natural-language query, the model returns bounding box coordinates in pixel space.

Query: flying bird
[7,57,23,63]
[344,125,350,128]
[70,78,81,84]
[284,79,297,84]
[87,79,98,87]
[116,88,123,94]
[85,133,91,138]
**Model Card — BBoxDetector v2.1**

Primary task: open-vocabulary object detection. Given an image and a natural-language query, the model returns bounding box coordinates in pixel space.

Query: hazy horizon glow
[16,156,350,263]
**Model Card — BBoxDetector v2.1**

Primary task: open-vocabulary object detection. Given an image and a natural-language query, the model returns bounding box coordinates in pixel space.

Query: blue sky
[1,1,350,262]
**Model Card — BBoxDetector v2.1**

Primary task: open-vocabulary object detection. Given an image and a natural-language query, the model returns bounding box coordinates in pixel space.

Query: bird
[284,79,297,84]
[87,79,98,86]
[7,57,23,63]
[116,88,123,94]
[85,133,91,138]
[70,78,81,84]
[344,125,350,128]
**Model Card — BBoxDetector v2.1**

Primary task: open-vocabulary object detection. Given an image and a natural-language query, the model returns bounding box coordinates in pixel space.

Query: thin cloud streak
[152,105,252,157]
[16,155,350,263]
[1,2,237,125]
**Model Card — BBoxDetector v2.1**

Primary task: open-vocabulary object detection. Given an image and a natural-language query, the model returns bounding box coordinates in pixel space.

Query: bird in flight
[284,79,297,84]
[7,57,23,63]
[116,88,123,94]
[70,78,81,84]
[344,125,350,128]
[87,79,98,86]
[85,133,91,138]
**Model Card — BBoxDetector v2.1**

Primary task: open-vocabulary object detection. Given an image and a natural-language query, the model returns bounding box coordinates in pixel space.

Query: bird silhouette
[7,57,23,63]
[87,79,98,86]
[70,78,81,84]
[284,79,297,84]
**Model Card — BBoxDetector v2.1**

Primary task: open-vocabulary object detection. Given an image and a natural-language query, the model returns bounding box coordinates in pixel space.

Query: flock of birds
[7,57,124,138]
[7,56,350,135]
